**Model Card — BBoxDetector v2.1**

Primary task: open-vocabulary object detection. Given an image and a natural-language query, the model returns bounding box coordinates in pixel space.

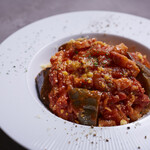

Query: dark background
[0,0,150,149]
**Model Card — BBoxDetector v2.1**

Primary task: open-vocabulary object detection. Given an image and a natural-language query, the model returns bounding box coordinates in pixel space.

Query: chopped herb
[75,51,78,54]
[104,88,108,92]
[94,62,98,66]
[88,55,91,58]
[122,71,125,75]
[108,83,112,87]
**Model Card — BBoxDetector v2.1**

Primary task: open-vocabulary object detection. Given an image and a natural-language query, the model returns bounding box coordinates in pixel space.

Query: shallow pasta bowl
[28,32,150,123]
[1,11,150,150]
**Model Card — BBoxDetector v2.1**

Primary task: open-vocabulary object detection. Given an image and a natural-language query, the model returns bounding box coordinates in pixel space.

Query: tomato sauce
[47,38,150,126]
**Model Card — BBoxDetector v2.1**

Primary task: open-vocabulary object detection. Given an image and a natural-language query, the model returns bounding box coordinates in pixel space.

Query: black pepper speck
[127,127,130,130]
[106,24,110,27]
[63,26,67,29]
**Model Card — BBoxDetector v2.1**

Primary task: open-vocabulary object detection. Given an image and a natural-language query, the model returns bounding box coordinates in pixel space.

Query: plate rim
[1,10,150,150]
[1,10,150,46]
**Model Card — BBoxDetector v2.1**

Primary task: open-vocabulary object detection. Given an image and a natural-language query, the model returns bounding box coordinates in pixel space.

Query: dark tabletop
[0,0,150,149]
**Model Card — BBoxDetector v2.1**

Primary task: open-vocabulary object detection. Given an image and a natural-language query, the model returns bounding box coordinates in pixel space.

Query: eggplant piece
[141,73,150,97]
[127,52,150,74]
[58,43,67,51]
[127,52,150,97]
[35,68,51,107]
[68,88,100,126]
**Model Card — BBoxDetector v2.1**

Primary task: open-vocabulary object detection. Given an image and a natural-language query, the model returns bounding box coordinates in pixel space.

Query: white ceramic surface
[0,11,150,150]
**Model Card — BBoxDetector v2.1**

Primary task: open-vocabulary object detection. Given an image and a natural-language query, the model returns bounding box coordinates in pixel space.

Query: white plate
[1,11,150,150]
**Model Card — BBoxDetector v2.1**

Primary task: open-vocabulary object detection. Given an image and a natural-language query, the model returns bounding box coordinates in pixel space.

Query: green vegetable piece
[68,88,100,126]
[127,52,150,97]
[35,68,51,107]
